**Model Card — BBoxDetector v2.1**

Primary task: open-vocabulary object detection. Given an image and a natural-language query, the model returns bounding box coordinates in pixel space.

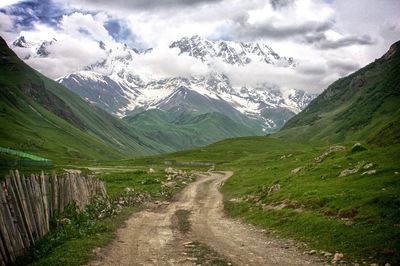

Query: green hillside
[112,136,400,265]
[277,41,400,144]
[124,108,259,150]
[0,37,174,163]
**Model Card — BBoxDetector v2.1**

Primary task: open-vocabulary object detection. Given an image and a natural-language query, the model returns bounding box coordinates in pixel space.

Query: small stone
[332,253,344,262]
[291,167,303,174]
[307,250,317,255]
[323,252,333,257]
[268,184,281,195]
[395,172,399,175]
[351,143,367,153]
[384,263,391,266]
[363,163,374,170]
[362,170,377,175]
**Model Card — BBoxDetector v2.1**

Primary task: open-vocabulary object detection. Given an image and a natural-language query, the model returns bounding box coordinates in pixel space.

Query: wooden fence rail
[0,170,106,265]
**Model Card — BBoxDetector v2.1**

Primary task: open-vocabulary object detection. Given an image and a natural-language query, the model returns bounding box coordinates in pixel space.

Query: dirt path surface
[89,171,323,266]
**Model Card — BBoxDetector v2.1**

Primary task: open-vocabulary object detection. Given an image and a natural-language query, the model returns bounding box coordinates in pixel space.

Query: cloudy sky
[0,0,399,92]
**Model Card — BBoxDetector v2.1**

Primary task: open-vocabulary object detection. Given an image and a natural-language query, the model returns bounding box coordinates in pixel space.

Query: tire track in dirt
[89,171,323,266]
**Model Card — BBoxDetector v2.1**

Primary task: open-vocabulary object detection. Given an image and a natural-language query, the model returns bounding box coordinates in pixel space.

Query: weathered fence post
[0,170,107,265]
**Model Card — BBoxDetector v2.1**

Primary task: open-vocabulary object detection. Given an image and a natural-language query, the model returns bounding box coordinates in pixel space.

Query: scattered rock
[338,208,358,219]
[268,184,281,195]
[339,161,365,177]
[57,218,71,226]
[148,168,155,173]
[363,163,374,170]
[385,263,392,266]
[291,167,303,175]
[162,181,177,188]
[229,198,243,203]
[351,143,367,153]
[165,167,176,174]
[332,252,344,263]
[323,252,332,257]
[362,170,377,175]
[306,250,317,255]
[63,168,82,174]
[280,154,293,159]
[92,247,102,256]
[315,145,346,163]
[394,172,399,175]
[339,168,359,177]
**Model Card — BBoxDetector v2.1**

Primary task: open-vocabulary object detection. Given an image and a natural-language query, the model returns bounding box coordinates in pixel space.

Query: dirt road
[89,171,323,265]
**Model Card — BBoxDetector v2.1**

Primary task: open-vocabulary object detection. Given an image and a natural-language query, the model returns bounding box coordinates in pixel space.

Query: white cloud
[131,46,210,80]
[1,0,398,92]
[0,13,14,31]
[0,0,22,8]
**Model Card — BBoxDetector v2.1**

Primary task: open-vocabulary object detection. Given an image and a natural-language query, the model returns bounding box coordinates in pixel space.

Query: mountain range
[12,35,315,133]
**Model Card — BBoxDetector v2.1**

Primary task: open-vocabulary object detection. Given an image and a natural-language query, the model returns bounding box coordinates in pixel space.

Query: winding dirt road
[89,171,323,265]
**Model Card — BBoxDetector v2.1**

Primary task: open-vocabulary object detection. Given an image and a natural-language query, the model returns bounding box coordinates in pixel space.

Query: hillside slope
[277,41,400,144]
[124,108,257,150]
[0,36,172,162]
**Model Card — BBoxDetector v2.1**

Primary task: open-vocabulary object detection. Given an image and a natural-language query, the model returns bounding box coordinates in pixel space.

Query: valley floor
[88,171,323,266]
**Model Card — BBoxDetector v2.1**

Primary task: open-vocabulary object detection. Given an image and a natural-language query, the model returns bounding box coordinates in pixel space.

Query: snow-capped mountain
[12,35,316,132]
[170,35,295,67]
[12,36,57,59]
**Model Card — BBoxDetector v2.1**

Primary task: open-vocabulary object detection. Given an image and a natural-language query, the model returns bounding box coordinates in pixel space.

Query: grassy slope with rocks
[277,40,400,144]
[121,137,398,265]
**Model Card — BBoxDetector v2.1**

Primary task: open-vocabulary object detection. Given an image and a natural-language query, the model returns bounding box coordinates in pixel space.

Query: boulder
[268,184,281,195]
[362,170,377,175]
[291,167,303,174]
[332,252,344,262]
[363,163,374,170]
[351,143,367,153]
[339,161,365,177]
[315,145,346,163]
[162,181,177,188]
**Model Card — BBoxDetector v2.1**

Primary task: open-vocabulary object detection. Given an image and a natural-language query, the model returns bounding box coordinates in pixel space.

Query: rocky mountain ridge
[11,35,316,132]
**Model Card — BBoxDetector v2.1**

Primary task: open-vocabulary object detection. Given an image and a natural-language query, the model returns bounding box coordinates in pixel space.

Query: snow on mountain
[170,35,295,67]
[12,36,57,59]
[12,35,316,132]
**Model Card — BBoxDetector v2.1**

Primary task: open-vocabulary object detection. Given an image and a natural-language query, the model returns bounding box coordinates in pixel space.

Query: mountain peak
[170,35,294,67]
[12,36,29,48]
[383,40,400,60]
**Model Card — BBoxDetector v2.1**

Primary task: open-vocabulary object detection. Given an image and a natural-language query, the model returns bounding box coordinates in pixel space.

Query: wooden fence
[0,170,106,265]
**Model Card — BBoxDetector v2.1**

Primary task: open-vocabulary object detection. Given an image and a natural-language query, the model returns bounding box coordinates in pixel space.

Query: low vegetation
[123,136,399,265]
[14,167,194,265]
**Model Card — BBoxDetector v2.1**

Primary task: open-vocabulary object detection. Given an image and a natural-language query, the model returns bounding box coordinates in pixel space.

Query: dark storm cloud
[327,60,360,74]
[104,18,139,47]
[233,13,333,40]
[1,0,65,30]
[270,0,294,10]
[63,0,223,10]
[314,34,375,49]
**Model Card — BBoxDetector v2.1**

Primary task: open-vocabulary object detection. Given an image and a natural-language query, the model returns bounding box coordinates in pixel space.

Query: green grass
[185,241,232,266]
[175,209,191,234]
[18,206,138,266]
[13,164,194,265]
[123,136,399,265]
[277,41,400,144]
